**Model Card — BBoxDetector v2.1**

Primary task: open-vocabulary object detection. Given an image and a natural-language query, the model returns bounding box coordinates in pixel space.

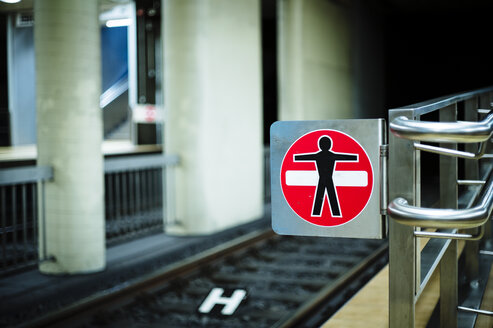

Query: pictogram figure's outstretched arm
[333,153,357,161]
[294,153,318,161]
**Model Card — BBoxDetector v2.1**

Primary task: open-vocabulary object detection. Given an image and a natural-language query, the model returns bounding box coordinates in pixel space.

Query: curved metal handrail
[389,113,493,143]
[387,173,493,229]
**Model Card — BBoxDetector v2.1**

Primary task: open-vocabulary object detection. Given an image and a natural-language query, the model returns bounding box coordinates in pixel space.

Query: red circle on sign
[280,129,373,227]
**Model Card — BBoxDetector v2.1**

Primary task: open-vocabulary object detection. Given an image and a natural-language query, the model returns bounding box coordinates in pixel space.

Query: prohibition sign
[280,129,373,227]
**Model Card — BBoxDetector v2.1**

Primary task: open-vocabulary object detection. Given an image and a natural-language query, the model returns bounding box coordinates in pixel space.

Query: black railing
[0,166,52,275]
[0,154,179,275]
[0,148,277,275]
[104,154,172,244]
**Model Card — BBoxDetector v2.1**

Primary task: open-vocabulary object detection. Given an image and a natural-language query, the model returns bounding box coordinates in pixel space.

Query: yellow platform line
[323,240,467,327]
[322,262,442,327]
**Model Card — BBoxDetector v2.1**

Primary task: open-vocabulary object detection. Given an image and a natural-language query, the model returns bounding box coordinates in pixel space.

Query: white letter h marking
[198,288,247,315]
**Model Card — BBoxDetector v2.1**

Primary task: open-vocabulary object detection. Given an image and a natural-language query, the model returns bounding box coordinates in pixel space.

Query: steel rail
[20,228,275,328]
[387,173,493,229]
[389,112,493,143]
[390,86,493,117]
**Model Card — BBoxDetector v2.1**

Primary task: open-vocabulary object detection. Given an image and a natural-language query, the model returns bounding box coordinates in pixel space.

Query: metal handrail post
[438,104,458,328]
[389,108,417,328]
[464,96,481,284]
[479,93,493,248]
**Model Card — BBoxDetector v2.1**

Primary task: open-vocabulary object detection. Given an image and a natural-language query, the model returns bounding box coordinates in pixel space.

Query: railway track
[24,228,388,328]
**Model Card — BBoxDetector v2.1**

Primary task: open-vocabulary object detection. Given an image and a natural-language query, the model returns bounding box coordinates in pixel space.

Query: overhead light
[105,18,131,28]
[0,0,22,3]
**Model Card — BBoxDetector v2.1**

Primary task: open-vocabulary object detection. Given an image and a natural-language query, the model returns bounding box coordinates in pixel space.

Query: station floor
[322,240,493,328]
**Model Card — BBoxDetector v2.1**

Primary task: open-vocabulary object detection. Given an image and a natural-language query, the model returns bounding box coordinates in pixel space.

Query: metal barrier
[0,154,179,274]
[0,166,53,275]
[0,147,272,274]
[104,154,178,244]
[387,87,493,327]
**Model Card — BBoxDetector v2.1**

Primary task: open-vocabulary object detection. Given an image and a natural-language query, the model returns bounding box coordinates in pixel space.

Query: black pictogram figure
[294,136,358,217]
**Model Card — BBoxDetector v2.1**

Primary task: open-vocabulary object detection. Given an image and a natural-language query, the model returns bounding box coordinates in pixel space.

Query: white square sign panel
[270,119,386,239]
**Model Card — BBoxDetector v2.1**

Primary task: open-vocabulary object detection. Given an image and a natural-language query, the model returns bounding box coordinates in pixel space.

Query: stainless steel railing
[390,112,493,143]
[388,87,493,327]
[388,171,493,229]
[391,111,493,160]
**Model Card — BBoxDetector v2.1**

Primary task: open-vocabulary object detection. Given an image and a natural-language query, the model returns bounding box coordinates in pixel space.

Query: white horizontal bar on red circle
[285,170,368,187]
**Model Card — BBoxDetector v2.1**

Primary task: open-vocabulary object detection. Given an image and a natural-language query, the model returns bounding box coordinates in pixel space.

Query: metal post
[439,104,458,328]
[146,169,152,210]
[37,181,46,261]
[12,185,17,266]
[129,171,135,231]
[1,187,6,269]
[479,93,492,245]
[22,184,27,263]
[389,108,417,328]
[107,173,113,222]
[32,183,37,257]
[441,239,458,328]
[135,170,141,227]
[122,172,128,232]
[464,97,480,284]
[115,173,121,235]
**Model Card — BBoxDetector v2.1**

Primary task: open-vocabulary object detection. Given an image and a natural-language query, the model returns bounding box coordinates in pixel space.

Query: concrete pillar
[163,0,263,235]
[278,0,353,120]
[35,0,105,274]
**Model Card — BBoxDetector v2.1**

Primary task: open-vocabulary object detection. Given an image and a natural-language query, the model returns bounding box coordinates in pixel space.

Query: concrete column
[35,0,105,274]
[163,0,263,235]
[278,0,353,120]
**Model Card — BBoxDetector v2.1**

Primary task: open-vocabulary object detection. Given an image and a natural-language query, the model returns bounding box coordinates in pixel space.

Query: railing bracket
[458,305,493,317]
